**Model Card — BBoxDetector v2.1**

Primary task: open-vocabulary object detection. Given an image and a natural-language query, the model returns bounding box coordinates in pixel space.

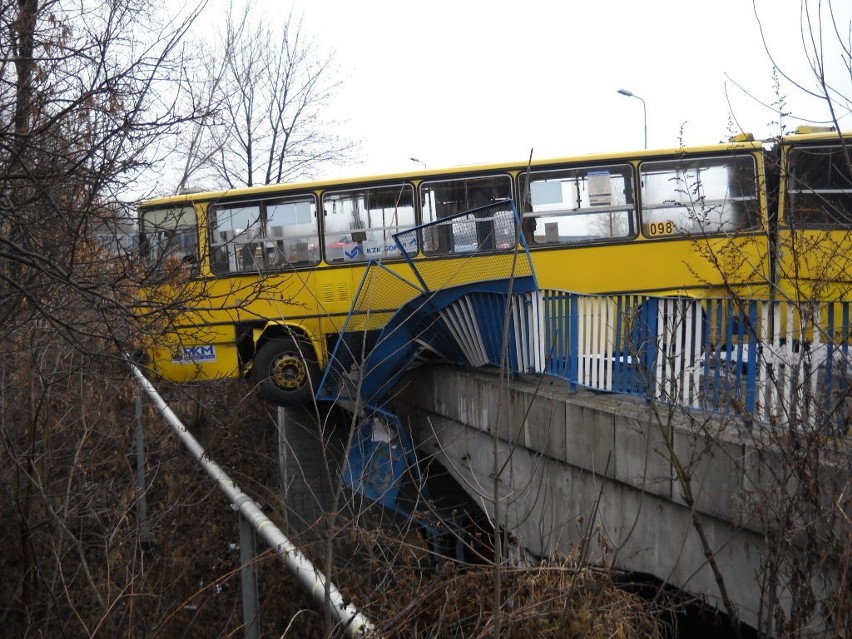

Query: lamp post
[410,157,427,170]
[617,88,647,149]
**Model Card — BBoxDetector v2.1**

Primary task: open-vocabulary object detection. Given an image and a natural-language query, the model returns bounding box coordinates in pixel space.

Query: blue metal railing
[322,281,852,432]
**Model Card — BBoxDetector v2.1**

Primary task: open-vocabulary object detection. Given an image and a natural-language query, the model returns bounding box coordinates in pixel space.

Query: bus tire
[252,336,320,406]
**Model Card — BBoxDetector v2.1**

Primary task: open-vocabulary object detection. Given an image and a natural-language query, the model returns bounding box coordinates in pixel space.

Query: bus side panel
[314,265,360,354]
[776,229,852,301]
[148,323,241,382]
[530,234,771,296]
[222,270,324,362]
[147,270,327,381]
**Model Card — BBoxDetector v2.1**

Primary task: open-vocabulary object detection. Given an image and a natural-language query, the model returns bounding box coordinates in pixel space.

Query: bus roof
[141,138,768,208]
[781,127,851,145]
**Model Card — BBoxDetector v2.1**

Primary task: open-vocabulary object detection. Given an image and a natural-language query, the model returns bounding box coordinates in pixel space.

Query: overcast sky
[213,0,852,179]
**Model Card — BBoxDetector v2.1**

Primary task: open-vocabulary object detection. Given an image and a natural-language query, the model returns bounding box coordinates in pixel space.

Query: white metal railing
[539,293,851,429]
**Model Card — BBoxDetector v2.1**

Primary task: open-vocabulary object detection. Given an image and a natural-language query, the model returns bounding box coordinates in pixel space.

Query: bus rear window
[640,156,759,237]
[140,206,198,277]
[788,144,852,227]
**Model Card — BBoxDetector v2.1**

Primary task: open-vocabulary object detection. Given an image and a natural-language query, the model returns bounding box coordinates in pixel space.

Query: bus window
[640,156,759,237]
[140,206,198,277]
[210,203,263,273]
[322,184,416,262]
[420,175,514,254]
[519,164,634,245]
[787,144,852,227]
[209,195,319,273]
[266,197,320,266]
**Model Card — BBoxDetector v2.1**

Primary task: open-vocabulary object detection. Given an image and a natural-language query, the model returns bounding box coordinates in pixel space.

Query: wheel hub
[270,354,306,390]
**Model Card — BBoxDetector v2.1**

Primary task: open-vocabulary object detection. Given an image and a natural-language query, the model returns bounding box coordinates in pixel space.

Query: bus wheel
[253,337,320,406]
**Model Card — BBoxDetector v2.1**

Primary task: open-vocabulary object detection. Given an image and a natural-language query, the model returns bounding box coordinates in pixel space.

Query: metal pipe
[129,363,373,636]
[239,514,260,639]
[134,394,151,549]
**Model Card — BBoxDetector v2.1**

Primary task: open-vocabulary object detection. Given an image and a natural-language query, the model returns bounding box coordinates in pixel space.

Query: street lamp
[410,157,427,170]
[617,88,647,149]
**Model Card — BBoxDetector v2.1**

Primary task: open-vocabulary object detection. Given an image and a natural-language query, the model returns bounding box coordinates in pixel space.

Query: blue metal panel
[745,301,759,415]
[343,409,424,510]
[343,417,402,507]
[567,292,579,388]
[469,293,509,366]
[553,291,572,380]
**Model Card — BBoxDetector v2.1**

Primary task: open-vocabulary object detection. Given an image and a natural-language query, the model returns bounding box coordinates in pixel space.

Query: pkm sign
[172,345,216,362]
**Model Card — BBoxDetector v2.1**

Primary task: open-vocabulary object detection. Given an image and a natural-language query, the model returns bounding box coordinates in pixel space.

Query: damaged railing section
[318,281,541,408]
[317,200,538,409]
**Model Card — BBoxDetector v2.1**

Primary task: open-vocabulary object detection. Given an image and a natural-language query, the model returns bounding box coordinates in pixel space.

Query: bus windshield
[140,206,198,277]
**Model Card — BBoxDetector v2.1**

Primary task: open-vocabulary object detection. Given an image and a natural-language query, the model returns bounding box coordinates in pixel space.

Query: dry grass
[325,525,666,639]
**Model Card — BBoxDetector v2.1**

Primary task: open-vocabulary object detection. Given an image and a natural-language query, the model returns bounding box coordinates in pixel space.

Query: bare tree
[725,0,850,137]
[0,1,217,635]
[174,2,354,191]
[0,0,205,348]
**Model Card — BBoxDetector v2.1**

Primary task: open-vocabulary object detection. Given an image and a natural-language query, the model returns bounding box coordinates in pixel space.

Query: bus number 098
[647,221,675,236]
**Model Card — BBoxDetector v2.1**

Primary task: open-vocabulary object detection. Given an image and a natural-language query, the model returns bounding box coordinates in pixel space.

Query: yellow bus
[137,137,772,405]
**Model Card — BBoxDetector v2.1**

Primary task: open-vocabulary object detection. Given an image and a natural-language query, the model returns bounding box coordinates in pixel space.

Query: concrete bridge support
[277,407,347,539]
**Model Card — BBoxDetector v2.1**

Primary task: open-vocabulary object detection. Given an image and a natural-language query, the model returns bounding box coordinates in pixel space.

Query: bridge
[310,204,849,636]
[396,367,788,633]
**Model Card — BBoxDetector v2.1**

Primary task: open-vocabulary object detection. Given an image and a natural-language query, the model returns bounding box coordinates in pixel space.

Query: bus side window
[322,185,416,261]
[519,164,635,245]
[788,145,852,227]
[640,156,758,236]
[140,206,199,279]
[420,175,513,254]
[209,204,262,274]
[208,197,319,273]
[266,197,320,268]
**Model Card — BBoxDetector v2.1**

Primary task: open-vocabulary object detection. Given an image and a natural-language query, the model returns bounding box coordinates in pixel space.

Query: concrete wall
[394,366,777,631]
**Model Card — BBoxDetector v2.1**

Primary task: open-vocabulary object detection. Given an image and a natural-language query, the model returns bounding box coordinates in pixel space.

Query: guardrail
[130,363,373,637]
[323,273,851,432]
